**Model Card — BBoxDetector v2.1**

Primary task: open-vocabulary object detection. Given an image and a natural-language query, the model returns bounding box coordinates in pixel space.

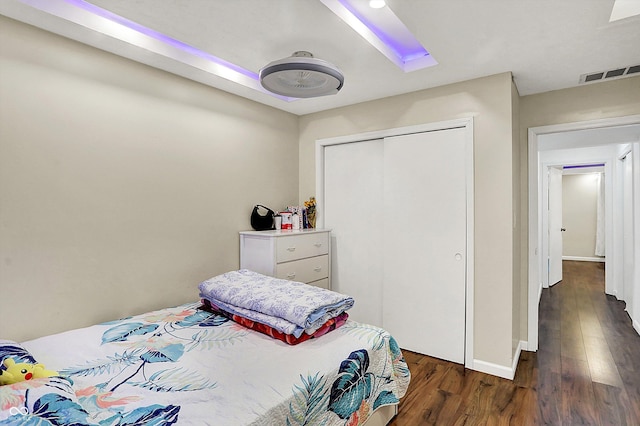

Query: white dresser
[239,229,331,289]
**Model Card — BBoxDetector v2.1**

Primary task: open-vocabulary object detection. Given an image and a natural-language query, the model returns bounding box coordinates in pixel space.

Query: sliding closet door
[382,129,467,364]
[324,140,384,327]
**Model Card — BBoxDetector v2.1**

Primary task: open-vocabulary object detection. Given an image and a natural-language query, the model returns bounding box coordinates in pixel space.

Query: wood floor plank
[579,310,606,339]
[592,381,639,426]
[560,357,599,425]
[618,365,640,425]
[560,335,587,361]
[582,334,623,387]
[421,388,463,425]
[537,370,562,425]
[512,351,536,388]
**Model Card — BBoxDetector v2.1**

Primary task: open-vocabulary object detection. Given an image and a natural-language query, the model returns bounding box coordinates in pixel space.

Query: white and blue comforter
[0,302,410,425]
[199,269,355,338]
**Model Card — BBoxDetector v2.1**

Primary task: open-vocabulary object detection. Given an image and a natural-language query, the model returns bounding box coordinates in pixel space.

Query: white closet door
[324,140,384,327]
[382,129,467,364]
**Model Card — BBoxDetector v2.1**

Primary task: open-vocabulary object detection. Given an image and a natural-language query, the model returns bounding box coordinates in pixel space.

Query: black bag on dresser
[250,204,275,231]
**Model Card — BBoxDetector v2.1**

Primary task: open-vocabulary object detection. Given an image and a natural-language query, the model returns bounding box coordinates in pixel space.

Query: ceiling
[1,0,639,116]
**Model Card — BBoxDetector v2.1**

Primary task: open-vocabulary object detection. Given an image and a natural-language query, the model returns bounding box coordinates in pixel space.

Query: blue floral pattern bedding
[1,303,410,425]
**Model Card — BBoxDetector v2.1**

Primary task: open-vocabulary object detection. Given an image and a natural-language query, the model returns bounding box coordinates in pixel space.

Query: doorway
[527,115,640,351]
[543,163,606,290]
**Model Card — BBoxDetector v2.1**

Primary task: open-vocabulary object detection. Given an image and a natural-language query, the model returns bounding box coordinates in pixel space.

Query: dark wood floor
[390,261,640,425]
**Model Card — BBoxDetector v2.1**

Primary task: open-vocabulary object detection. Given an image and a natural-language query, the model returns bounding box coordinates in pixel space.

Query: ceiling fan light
[259,52,344,98]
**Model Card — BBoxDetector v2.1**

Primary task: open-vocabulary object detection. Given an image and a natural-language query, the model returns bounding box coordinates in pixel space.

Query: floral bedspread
[1,303,410,425]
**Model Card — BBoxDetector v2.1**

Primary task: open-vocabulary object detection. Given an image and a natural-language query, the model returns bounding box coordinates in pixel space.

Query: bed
[0,272,410,425]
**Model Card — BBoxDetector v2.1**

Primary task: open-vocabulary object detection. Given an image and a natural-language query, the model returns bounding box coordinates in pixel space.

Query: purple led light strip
[336,0,429,61]
[63,0,259,80]
[563,164,605,169]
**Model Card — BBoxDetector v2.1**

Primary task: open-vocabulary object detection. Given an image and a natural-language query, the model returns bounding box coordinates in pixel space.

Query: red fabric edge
[200,299,348,345]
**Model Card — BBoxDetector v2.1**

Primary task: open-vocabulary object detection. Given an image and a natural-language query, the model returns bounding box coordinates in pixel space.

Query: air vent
[580,64,640,84]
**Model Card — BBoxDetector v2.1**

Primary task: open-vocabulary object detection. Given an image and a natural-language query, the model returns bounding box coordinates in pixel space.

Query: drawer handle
[313,267,322,272]
[287,247,296,252]
[287,273,296,279]
[314,243,322,248]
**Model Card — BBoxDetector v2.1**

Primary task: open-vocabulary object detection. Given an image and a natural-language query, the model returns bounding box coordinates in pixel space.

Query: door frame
[527,114,640,351]
[315,117,475,369]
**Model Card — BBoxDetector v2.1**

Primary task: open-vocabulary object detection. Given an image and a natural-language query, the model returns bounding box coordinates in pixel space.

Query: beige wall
[519,75,640,344]
[299,73,517,369]
[0,17,299,342]
[562,174,601,258]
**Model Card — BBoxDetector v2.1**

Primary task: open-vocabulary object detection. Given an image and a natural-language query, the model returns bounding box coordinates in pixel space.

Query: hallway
[537,260,640,424]
[390,260,640,425]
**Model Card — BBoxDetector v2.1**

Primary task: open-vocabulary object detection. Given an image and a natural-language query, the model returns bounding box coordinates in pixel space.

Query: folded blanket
[198,269,354,338]
[200,300,349,345]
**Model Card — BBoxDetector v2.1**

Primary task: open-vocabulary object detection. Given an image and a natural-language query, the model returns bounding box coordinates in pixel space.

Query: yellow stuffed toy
[0,358,58,385]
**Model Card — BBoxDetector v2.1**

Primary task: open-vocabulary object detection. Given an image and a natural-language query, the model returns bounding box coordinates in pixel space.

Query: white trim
[527,128,541,352]
[316,118,471,149]
[562,256,606,262]
[464,119,475,371]
[538,283,543,303]
[513,340,524,376]
[472,359,513,379]
[474,340,524,380]
[316,117,475,370]
[632,143,640,338]
[528,114,640,352]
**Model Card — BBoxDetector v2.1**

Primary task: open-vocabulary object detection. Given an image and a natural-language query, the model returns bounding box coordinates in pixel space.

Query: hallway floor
[390,260,640,425]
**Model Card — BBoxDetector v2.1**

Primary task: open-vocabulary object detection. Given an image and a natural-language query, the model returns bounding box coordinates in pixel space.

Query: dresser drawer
[276,232,329,263]
[309,278,330,290]
[275,255,329,284]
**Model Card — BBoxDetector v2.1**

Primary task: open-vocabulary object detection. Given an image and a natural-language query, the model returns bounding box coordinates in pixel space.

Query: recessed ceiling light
[369,0,386,9]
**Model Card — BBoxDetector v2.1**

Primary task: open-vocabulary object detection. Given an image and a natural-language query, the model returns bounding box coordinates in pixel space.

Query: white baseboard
[562,256,605,262]
[472,341,524,380]
[473,359,513,380]
[634,319,640,337]
[472,341,526,380]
